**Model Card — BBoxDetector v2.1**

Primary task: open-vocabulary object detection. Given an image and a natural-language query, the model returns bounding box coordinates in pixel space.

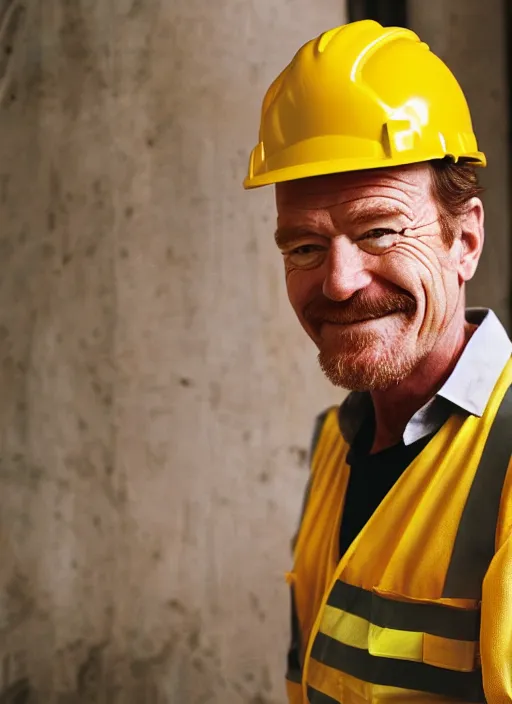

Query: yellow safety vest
[286,358,512,704]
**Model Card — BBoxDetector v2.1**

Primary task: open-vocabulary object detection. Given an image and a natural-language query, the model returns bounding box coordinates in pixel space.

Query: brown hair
[429,159,485,247]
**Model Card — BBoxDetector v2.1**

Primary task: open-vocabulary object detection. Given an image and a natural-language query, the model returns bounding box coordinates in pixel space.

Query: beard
[318,333,421,391]
[304,289,420,391]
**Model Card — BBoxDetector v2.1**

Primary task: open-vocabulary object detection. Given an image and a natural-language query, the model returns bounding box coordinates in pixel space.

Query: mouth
[322,312,399,327]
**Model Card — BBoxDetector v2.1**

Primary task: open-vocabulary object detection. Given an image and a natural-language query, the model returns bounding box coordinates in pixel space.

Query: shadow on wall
[347,0,407,26]
[0,678,31,704]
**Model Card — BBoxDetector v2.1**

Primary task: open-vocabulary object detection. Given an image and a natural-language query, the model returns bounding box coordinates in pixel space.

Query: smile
[322,313,396,327]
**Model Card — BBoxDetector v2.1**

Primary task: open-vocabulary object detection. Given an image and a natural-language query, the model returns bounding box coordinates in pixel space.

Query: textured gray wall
[408,0,511,328]
[0,1,345,703]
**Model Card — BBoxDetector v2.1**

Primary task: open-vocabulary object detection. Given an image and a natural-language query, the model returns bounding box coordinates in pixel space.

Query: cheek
[285,268,322,314]
[388,242,460,332]
[387,242,451,299]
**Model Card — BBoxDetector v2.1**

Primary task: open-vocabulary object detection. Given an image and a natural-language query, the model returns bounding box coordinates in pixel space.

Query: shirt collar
[436,308,511,416]
[338,308,512,446]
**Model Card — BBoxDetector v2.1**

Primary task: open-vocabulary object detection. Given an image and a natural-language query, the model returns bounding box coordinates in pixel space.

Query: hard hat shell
[243,20,486,189]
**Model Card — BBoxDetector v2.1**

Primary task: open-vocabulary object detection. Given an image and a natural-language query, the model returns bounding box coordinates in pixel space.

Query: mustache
[304,290,416,326]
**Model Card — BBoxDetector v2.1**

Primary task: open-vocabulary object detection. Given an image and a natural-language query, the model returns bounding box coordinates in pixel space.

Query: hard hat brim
[243,150,486,190]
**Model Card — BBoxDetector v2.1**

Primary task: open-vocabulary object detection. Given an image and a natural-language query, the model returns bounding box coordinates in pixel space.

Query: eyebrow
[274,226,318,249]
[348,204,411,226]
[274,207,410,249]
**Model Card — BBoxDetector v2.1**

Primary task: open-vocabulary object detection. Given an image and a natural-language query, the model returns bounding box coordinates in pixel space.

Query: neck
[370,308,476,453]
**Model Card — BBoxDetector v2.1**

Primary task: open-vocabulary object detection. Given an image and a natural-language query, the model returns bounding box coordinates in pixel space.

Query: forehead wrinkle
[277,163,430,201]
[340,181,424,203]
[299,171,425,198]
[369,173,425,191]
[346,164,430,192]
[283,180,426,212]
[340,198,415,226]
[328,197,420,233]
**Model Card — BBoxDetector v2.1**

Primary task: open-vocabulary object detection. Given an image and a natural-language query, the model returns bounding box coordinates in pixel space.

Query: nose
[322,236,373,301]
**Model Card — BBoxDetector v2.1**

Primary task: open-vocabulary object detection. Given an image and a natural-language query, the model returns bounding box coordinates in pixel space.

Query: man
[244,20,512,704]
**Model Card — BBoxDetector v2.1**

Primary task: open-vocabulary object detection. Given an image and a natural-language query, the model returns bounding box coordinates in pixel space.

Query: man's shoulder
[309,405,338,462]
[337,392,373,446]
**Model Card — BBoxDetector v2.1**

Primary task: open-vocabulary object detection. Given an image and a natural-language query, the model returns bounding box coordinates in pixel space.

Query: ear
[456,197,484,283]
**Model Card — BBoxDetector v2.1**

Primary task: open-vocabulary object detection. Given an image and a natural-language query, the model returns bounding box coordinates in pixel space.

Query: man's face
[275,164,469,391]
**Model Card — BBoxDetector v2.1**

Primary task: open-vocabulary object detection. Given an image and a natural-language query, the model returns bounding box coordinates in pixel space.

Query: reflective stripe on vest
[286,583,303,685]
[308,581,483,701]
[307,383,512,703]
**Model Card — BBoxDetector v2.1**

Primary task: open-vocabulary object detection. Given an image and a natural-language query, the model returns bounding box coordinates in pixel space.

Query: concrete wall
[0,1,345,703]
[408,0,511,329]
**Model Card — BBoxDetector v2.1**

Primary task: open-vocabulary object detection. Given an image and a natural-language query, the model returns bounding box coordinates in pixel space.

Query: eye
[362,228,399,239]
[291,244,324,254]
[358,228,401,253]
[285,244,327,268]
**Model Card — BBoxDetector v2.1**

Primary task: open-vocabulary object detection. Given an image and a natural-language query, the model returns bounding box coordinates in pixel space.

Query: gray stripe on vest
[311,633,485,702]
[288,409,336,684]
[307,685,340,703]
[309,408,331,462]
[291,408,334,553]
[443,383,512,599]
[286,584,303,683]
[286,669,302,685]
[327,580,480,641]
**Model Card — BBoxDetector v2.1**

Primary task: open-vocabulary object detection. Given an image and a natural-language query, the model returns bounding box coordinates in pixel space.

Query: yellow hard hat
[243,20,486,189]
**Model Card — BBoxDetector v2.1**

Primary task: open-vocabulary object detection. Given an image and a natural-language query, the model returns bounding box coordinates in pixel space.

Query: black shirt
[339,406,436,560]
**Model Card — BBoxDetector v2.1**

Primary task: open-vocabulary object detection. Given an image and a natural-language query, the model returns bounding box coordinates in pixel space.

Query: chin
[318,346,417,392]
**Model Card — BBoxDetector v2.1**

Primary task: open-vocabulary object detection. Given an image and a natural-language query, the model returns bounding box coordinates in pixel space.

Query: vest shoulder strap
[443,382,512,598]
[309,406,338,462]
[290,406,339,554]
